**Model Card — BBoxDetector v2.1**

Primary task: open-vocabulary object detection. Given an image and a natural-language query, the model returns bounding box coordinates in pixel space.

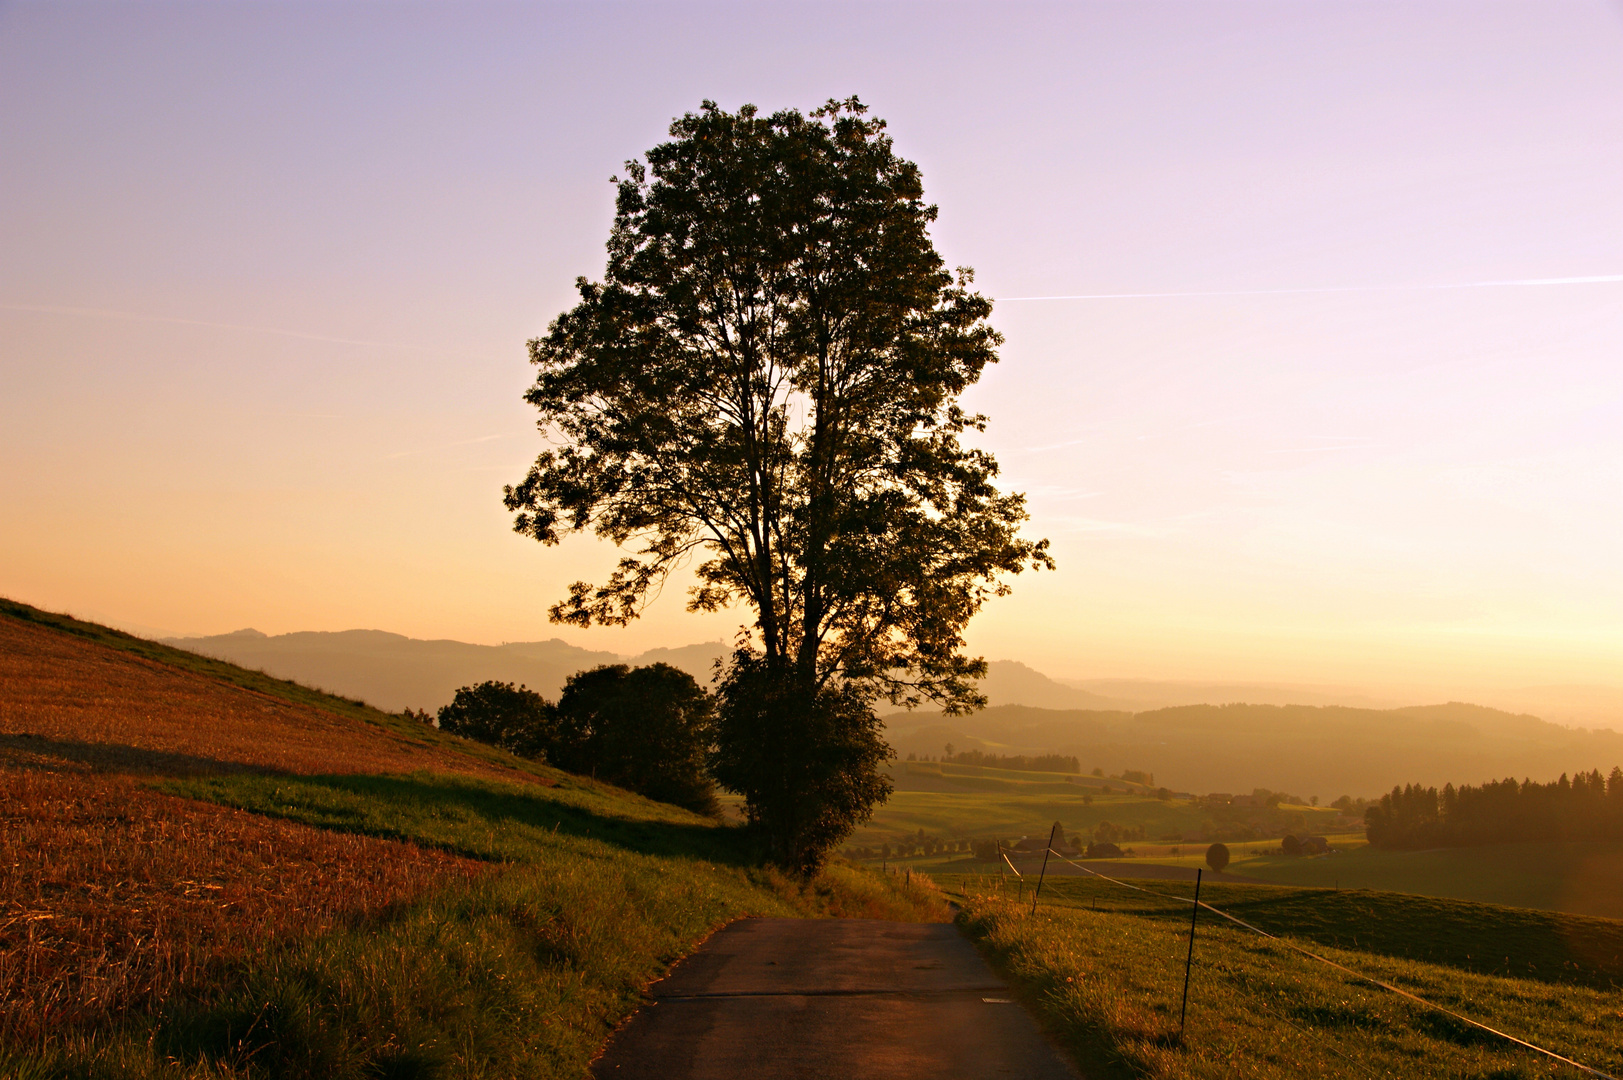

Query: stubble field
[0,767,485,1041]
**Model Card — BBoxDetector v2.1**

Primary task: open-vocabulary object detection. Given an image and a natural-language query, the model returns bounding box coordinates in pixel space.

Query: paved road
[591,918,1080,1080]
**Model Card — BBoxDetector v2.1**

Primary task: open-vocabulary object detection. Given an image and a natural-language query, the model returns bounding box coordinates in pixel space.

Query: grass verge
[941,873,1623,1079]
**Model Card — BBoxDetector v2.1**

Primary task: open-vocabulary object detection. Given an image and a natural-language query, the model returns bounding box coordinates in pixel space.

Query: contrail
[0,302,439,352]
[995,274,1623,302]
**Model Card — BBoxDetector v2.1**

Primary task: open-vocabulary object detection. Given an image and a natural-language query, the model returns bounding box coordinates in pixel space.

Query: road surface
[591,917,1080,1079]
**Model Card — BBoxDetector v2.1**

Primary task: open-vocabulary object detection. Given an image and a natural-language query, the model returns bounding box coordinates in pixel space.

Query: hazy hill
[1057,677,1623,731]
[1058,678,1393,711]
[156,626,1623,800]
[884,701,1623,800]
[163,629,731,713]
[980,661,1126,710]
[158,633,1122,715]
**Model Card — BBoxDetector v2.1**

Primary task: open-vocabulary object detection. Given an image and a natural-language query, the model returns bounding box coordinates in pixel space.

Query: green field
[1085,838,1623,922]
[1232,840,1623,922]
[845,760,1344,852]
[845,759,1623,925]
[941,873,1623,1079]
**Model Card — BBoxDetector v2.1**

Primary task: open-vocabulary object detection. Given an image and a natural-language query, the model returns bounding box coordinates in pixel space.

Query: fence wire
[1027,848,1619,1080]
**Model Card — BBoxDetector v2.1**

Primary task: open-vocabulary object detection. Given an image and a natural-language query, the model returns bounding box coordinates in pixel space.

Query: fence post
[1032,822,1059,914]
[1180,868,1203,1036]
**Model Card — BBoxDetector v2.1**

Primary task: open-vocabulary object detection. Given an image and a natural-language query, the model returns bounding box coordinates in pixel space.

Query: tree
[552,663,717,814]
[1281,834,1302,857]
[1205,843,1230,872]
[504,98,1050,874]
[437,681,554,760]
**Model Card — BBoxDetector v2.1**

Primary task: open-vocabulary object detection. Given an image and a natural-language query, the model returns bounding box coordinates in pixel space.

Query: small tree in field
[1205,842,1231,872]
[505,98,1049,875]
[437,681,554,760]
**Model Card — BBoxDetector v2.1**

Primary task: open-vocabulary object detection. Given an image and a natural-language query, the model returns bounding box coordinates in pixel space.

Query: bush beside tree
[436,681,554,759]
[439,666,718,815]
[553,663,717,815]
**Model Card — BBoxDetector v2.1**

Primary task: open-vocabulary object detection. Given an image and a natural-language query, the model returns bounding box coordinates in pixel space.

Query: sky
[2,0,1621,701]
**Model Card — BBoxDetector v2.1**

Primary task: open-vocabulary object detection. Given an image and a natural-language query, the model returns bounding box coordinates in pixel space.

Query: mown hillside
[0,599,943,1078]
[886,700,1623,799]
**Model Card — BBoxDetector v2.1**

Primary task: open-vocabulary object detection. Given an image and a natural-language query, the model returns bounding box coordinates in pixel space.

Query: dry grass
[0,612,542,781]
[0,766,486,1042]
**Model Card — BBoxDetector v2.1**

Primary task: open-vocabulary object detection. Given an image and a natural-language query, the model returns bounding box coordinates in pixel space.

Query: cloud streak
[994,274,1623,303]
[0,302,440,353]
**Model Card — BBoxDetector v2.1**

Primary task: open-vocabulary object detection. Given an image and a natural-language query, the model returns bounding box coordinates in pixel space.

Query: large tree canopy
[505,98,1050,870]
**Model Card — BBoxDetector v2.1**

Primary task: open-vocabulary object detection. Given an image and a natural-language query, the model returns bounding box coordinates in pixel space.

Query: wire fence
[1012,845,1619,1080]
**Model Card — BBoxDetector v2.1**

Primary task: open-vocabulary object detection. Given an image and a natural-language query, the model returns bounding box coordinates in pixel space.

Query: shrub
[436,682,555,759]
[552,663,718,815]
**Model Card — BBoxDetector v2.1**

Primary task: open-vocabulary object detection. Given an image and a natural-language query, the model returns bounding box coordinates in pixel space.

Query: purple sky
[3,1,1620,696]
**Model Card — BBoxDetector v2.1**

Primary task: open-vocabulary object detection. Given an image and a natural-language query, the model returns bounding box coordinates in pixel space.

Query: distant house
[1085,841,1123,859]
[1230,794,1261,809]
[1011,836,1081,858]
[1300,836,1329,855]
[1204,793,1233,807]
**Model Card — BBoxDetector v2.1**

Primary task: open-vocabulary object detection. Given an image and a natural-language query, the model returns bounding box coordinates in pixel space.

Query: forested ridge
[1365,767,1623,849]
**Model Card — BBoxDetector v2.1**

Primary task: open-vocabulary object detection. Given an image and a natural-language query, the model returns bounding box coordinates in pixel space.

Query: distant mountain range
[884,701,1623,801]
[161,631,1126,716]
[164,627,1623,798]
[162,629,730,714]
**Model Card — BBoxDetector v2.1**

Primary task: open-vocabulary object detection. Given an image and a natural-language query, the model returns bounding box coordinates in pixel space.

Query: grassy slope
[942,874,1623,1080]
[1233,841,1623,922]
[2,600,947,1079]
[0,597,533,778]
[19,772,945,1079]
